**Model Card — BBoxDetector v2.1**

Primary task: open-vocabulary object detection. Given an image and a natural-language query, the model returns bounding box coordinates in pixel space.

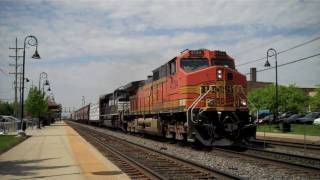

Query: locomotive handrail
[187,88,211,125]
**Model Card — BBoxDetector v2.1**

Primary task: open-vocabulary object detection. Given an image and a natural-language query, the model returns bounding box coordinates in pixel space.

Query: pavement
[0,121,130,180]
[256,132,320,145]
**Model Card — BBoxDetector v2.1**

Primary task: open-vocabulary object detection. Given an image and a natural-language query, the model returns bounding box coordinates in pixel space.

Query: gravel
[83,124,320,180]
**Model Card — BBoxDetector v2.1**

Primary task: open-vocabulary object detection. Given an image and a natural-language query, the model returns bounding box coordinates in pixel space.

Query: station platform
[0,121,129,180]
[256,132,320,145]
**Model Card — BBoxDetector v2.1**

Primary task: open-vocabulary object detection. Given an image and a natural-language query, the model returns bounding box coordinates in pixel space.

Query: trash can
[279,121,291,132]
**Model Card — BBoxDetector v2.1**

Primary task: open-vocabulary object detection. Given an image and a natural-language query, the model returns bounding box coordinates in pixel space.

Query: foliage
[0,135,24,153]
[25,87,48,117]
[310,85,320,111]
[0,101,14,115]
[248,84,309,114]
[256,124,320,136]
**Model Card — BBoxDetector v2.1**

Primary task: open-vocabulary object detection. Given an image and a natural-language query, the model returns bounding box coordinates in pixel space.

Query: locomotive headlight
[240,99,247,106]
[216,69,224,80]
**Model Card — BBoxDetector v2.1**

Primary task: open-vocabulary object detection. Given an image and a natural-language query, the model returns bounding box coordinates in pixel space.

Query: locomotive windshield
[211,58,235,69]
[181,58,209,72]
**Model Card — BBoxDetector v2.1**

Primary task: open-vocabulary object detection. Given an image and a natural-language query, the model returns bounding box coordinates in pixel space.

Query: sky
[0,0,320,110]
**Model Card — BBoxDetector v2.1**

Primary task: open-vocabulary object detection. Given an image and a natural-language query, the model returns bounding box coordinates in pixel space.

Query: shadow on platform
[0,158,73,177]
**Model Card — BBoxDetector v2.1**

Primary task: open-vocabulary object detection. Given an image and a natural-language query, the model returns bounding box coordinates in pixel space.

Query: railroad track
[67,121,241,180]
[252,139,320,151]
[215,146,320,171]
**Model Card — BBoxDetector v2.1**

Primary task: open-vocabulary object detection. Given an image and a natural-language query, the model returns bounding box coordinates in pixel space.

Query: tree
[248,84,309,114]
[310,85,320,111]
[25,87,48,118]
[0,101,14,115]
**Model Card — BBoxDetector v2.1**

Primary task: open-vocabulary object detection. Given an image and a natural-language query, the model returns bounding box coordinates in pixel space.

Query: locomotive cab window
[181,58,209,72]
[211,58,235,69]
[168,58,176,75]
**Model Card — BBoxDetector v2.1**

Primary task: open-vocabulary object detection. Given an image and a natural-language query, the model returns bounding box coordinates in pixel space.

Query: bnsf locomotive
[73,49,256,146]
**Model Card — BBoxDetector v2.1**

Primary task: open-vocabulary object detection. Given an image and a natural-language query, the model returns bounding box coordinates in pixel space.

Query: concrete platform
[256,132,320,145]
[0,121,129,180]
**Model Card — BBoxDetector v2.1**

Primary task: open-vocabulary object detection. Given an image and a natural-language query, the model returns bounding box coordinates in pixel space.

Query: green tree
[310,85,320,111]
[248,84,309,114]
[25,87,48,117]
[0,101,14,115]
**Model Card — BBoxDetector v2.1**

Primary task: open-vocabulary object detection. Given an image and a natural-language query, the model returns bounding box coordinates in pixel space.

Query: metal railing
[0,119,38,134]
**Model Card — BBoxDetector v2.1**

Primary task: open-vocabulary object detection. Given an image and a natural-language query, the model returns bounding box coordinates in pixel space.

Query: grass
[257,124,320,136]
[0,135,25,154]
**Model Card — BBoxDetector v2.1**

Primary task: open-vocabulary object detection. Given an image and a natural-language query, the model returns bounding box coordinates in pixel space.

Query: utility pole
[9,37,23,118]
[82,96,85,107]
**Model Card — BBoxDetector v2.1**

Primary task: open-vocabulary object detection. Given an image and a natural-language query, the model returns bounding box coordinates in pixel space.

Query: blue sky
[0,0,320,108]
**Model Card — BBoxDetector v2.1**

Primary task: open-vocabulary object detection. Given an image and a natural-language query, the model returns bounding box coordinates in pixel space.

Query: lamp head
[44,80,49,86]
[32,48,41,59]
[264,59,271,67]
[25,78,30,82]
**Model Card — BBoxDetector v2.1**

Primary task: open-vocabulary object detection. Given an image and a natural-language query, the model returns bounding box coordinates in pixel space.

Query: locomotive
[74,49,256,146]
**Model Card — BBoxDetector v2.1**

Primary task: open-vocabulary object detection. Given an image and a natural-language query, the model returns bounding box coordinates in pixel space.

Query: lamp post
[39,72,48,92]
[38,76,50,129]
[264,48,278,122]
[42,80,50,93]
[21,35,40,132]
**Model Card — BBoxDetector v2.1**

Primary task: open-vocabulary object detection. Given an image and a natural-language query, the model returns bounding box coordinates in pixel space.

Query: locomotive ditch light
[240,99,247,106]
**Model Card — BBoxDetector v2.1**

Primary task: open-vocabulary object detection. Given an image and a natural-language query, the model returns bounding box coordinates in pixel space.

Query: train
[71,49,256,146]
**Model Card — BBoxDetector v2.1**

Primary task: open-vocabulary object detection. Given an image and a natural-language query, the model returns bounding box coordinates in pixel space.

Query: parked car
[283,114,304,123]
[256,114,274,124]
[296,112,320,124]
[313,118,320,126]
[278,112,295,120]
[1,116,21,130]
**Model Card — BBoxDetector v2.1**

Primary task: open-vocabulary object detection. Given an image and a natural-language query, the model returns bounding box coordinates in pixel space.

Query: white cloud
[0,0,319,107]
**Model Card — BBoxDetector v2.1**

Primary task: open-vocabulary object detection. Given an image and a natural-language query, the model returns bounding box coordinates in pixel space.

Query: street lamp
[264,48,278,122]
[42,80,50,93]
[39,72,48,92]
[21,35,40,132]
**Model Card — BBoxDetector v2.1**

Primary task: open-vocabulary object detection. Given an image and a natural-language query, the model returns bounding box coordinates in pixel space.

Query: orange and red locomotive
[99,49,256,146]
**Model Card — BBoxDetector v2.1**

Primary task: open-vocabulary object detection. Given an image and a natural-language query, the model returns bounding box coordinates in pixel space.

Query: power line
[237,36,320,67]
[246,52,320,75]
[0,66,9,76]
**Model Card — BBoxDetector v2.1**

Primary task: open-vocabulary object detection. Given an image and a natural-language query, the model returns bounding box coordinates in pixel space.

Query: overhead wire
[245,52,320,75]
[0,66,10,76]
[237,36,320,67]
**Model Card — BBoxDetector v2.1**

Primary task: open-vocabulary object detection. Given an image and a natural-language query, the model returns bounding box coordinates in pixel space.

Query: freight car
[89,103,100,125]
[99,49,256,146]
[73,104,90,124]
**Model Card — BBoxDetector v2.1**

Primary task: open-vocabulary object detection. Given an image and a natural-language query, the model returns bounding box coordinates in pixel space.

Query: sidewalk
[256,132,320,145]
[0,121,129,180]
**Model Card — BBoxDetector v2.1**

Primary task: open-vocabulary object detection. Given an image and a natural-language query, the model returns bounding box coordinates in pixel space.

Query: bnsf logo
[200,85,233,94]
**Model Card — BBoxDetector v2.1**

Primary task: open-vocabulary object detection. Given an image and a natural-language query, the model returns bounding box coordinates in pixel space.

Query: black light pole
[38,74,49,129]
[42,80,50,94]
[39,72,48,92]
[21,35,40,132]
[265,48,278,122]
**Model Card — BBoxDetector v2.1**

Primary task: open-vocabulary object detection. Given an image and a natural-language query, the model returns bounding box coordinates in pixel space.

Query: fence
[0,119,38,134]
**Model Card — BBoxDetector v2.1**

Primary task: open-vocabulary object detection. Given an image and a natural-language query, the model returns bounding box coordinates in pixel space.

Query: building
[247,67,315,96]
